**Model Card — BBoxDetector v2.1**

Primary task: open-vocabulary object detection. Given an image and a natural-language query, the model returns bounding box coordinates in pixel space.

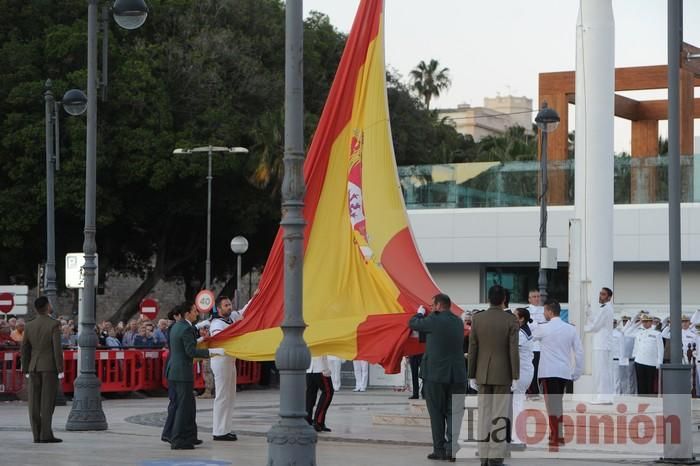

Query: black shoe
[213,433,238,441]
[312,423,331,432]
[194,439,203,445]
[40,438,63,443]
[408,395,419,399]
[171,444,195,450]
[427,451,447,460]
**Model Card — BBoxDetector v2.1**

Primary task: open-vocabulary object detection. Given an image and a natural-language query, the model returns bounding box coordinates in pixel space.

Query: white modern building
[400,159,700,318]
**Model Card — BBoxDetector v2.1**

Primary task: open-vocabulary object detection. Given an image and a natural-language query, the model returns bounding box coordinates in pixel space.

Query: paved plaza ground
[1,388,699,465]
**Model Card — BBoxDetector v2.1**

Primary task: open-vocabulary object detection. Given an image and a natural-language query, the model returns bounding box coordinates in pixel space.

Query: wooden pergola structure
[538,42,700,203]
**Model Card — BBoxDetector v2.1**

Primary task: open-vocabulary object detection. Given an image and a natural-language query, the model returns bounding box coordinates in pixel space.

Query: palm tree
[409,59,452,109]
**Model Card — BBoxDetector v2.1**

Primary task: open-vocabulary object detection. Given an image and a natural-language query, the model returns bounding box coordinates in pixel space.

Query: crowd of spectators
[52,314,172,349]
[0,317,26,347]
[1,312,182,351]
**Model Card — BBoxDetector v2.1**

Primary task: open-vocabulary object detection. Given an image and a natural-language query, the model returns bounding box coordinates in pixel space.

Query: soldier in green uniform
[409,293,466,462]
[468,285,520,466]
[21,296,63,443]
[166,302,225,449]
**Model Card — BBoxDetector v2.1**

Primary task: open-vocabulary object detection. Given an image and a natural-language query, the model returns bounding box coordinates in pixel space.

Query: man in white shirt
[632,314,664,396]
[526,289,545,399]
[584,287,614,404]
[532,300,584,448]
[306,355,334,432]
[620,315,640,394]
[209,296,243,441]
[611,320,623,395]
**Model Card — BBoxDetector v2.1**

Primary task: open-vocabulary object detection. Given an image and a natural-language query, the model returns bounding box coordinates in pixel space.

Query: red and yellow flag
[210,0,459,373]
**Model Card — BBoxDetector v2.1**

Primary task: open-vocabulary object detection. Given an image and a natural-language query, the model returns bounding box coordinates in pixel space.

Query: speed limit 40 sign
[195,290,215,313]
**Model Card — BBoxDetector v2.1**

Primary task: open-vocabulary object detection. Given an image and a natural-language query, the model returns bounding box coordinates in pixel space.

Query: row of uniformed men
[611,311,700,395]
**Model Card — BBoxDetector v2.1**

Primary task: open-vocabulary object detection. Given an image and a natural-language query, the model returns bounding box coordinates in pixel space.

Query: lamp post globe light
[66,0,147,432]
[173,146,248,290]
[230,236,248,310]
[534,101,560,306]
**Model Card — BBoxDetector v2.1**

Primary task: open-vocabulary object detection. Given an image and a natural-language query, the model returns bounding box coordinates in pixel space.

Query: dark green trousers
[423,380,466,456]
[28,371,58,441]
[170,381,198,448]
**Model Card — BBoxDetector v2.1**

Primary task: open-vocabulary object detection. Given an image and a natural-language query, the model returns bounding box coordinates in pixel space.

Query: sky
[303,0,700,153]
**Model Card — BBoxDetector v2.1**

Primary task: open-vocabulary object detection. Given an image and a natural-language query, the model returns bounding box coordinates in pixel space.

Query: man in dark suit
[165,302,224,449]
[21,296,63,443]
[161,304,184,444]
[468,285,520,466]
[409,293,467,462]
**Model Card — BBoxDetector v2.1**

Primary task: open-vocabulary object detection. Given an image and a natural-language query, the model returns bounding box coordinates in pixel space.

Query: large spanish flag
[210,0,459,373]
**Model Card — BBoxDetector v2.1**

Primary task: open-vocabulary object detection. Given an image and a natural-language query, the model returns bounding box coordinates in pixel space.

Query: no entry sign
[140,298,159,320]
[0,292,14,314]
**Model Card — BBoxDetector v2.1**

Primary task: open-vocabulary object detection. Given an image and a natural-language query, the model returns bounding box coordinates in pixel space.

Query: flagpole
[267,0,317,463]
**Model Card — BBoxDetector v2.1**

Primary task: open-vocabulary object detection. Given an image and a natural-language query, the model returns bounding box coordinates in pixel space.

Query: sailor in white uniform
[209,295,244,441]
[584,287,615,404]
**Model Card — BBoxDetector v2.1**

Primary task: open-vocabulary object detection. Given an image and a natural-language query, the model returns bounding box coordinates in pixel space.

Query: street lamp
[67,0,148,432]
[173,146,249,290]
[44,82,87,311]
[267,0,316,464]
[44,81,87,408]
[535,101,560,306]
[230,236,248,309]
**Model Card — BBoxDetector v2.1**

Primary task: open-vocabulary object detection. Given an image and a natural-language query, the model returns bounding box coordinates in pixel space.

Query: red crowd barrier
[0,350,23,395]
[237,359,262,385]
[2,349,261,396]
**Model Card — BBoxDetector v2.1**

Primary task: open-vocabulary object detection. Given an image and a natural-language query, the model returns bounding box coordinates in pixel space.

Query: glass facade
[484,265,569,304]
[399,155,700,209]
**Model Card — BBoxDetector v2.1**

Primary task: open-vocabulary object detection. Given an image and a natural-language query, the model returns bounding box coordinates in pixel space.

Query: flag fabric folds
[210,0,459,373]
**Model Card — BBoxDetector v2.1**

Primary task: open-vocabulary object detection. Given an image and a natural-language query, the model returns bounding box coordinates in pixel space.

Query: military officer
[409,293,467,462]
[632,314,664,396]
[209,295,243,441]
[584,287,615,404]
[166,302,225,449]
[21,296,64,443]
[468,285,519,466]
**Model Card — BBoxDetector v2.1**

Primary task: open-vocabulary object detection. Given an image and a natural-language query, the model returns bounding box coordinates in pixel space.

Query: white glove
[417,305,426,316]
[195,320,211,329]
[208,348,226,357]
[468,379,479,392]
[510,379,517,392]
[25,373,29,379]
[321,370,332,377]
[58,372,65,380]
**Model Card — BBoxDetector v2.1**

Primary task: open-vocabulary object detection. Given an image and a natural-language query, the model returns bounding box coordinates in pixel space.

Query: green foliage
[387,70,476,166]
[408,58,451,109]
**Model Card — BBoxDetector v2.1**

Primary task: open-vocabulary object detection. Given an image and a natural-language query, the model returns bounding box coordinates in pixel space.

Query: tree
[387,70,475,166]
[409,59,451,109]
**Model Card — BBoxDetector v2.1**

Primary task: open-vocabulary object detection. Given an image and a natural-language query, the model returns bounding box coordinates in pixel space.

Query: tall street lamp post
[266,0,317,464]
[173,146,248,290]
[230,236,248,309]
[44,84,87,311]
[66,0,148,432]
[45,82,87,407]
[535,101,560,306]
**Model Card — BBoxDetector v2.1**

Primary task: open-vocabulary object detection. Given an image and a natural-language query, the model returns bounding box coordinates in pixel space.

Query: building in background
[438,95,533,141]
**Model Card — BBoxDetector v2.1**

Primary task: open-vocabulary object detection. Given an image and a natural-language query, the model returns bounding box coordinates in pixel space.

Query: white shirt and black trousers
[306,356,334,431]
[533,317,584,447]
[633,328,664,396]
